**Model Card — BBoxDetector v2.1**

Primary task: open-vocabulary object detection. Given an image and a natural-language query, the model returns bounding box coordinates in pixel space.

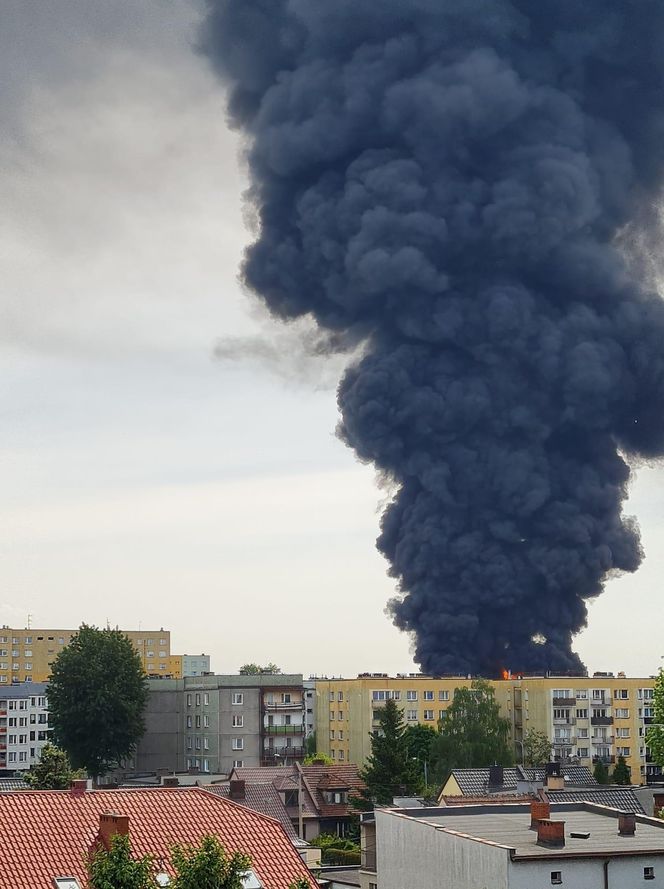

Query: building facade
[133,673,308,775]
[315,672,660,784]
[0,626,177,682]
[0,682,50,773]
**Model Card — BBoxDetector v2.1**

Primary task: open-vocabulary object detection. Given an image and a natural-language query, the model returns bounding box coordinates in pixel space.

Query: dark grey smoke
[201,0,664,675]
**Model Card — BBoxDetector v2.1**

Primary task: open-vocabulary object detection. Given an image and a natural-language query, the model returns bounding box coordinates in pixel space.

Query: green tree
[612,755,632,785]
[239,663,281,675]
[171,835,250,889]
[354,698,421,808]
[429,680,512,782]
[289,881,313,889]
[87,832,155,889]
[303,752,334,765]
[522,729,552,767]
[48,624,149,779]
[404,723,438,763]
[305,732,317,756]
[24,743,83,790]
[593,759,610,784]
[310,833,360,866]
[646,668,664,769]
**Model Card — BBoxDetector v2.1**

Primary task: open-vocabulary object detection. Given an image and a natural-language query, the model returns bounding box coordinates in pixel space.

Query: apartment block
[315,672,660,784]
[0,682,50,773]
[0,626,174,682]
[133,673,308,775]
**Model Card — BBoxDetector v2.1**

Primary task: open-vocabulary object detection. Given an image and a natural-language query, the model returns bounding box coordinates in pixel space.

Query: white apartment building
[0,682,50,773]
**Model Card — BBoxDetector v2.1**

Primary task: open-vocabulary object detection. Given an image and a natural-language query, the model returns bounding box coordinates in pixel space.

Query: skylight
[241,870,264,889]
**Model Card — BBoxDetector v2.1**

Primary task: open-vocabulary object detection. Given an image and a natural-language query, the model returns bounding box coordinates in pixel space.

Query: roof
[0,786,313,888]
[231,767,319,819]
[206,782,303,844]
[446,765,598,796]
[523,766,597,785]
[318,868,361,886]
[384,802,664,859]
[546,788,645,814]
[300,764,363,818]
[0,777,29,792]
[0,681,47,698]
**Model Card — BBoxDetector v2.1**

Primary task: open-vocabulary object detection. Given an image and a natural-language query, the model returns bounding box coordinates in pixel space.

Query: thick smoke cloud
[202,0,664,675]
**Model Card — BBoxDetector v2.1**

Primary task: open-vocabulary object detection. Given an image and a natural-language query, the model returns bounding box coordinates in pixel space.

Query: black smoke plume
[202,1,664,675]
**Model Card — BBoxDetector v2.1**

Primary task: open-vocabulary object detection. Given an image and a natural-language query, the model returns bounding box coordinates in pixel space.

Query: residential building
[182,653,211,676]
[361,800,664,889]
[0,782,314,887]
[0,682,50,773]
[132,673,308,775]
[0,626,175,681]
[314,672,660,783]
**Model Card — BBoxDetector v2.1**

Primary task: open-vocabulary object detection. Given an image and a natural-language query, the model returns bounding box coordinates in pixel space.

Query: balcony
[553,737,576,746]
[553,717,576,726]
[644,717,654,725]
[591,716,613,726]
[263,701,303,711]
[553,697,576,707]
[592,736,614,745]
[593,755,615,765]
[261,746,305,765]
[263,724,305,735]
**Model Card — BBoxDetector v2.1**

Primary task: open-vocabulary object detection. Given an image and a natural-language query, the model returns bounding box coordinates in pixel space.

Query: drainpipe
[603,859,610,889]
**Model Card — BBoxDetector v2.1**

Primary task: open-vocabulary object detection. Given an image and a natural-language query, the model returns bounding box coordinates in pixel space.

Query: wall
[509,855,664,889]
[375,809,510,889]
[133,680,182,773]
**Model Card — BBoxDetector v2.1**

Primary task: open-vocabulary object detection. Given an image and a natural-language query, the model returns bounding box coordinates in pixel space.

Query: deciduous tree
[647,668,664,770]
[171,835,250,889]
[87,833,155,889]
[48,624,148,779]
[24,743,83,790]
[239,663,281,675]
[429,679,512,782]
[354,698,421,808]
[522,729,552,767]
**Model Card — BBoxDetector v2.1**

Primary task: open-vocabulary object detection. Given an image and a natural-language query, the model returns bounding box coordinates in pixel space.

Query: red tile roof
[206,782,303,844]
[0,786,314,889]
[300,764,363,819]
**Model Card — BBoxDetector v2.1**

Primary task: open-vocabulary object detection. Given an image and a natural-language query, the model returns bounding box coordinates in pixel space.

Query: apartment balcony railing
[591,736,614,745]
[644,717,654,725]
[593,755,615,765]
[0,711,6,717]
[591,716,613,726]
[0,728,6,735]
[263,701,304,711]
[263,724,305,735]
[552,697,576,707]
[591,697,609,706]
[261,747,305,765]
[0,744,6,751]
[553,737,576,746]
[553,717,576,725]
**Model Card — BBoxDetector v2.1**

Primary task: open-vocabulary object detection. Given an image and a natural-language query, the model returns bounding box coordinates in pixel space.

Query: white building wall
[375,810,510,889]
[509,855,664,889]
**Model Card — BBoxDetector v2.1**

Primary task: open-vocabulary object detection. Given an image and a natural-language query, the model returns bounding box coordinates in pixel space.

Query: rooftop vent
[570,831,591,839]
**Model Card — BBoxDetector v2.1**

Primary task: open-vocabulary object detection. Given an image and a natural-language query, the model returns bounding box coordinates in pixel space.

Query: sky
[2,0,662,680]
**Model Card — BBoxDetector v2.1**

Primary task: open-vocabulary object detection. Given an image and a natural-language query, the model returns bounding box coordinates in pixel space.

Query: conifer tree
[612,755,631,785]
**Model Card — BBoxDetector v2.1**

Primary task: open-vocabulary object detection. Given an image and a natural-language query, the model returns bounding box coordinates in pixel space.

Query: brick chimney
[536,819,565,848]
[530,799,551,829]
[618,812,637,836]
[653,792,664,814]
[98,812,130,850]
[70,779,87,796]
[161,775,179,787]
[545,773,565,791]
[230,779,246,801]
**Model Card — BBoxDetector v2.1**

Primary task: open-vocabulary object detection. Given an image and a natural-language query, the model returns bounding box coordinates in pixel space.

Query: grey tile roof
[206,782,304,844]
[546,788,645,814]
[0,778,28,792]
[523,765,597,785]
[449,768,522,794]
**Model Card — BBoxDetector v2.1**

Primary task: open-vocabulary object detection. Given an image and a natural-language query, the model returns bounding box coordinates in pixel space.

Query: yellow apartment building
[315,672,659,785]
[0,627,181,682]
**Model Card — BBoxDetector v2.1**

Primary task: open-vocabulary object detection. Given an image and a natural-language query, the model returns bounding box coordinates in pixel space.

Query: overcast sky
[2,0,662,679]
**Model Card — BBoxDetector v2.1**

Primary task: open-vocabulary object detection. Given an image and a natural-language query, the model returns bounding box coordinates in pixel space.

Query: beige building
[315,672,659,785]
[0,626,178,683]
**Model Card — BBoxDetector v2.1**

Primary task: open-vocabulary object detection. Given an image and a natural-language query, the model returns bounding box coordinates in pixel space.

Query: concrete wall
[509,855,664,889]
[375,809,510,889]
[134,682,181,772]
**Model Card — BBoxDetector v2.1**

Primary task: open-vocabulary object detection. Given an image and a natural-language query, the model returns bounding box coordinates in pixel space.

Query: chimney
[546,773,565,791]
[161,775,179,787]
[618,812,637,836]
[545,762,561,777]
[536,819,565,848]
[488,765,504,787]
[70,779,87,796]
[653,793,664,814]
[98,812,130,850]
[530,800,551,829]
[230,779,246,801]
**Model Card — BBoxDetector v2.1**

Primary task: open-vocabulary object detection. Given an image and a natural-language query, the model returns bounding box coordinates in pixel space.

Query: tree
[522,729,552,767]
[310,833,360,866]
[646,668,664,770]
[289,881,313,889]
[23,743,83,790]
[354,698,421,808]
[403,723,438,764]
[239,663,281,675]
[305,732,317,756]
[612,755,632,785]
[303,752,334,765]
[593,759,610,784]
[171,835,250,889]
[87,833,155,889]
[429,680,513,782]
[48,624,149,779]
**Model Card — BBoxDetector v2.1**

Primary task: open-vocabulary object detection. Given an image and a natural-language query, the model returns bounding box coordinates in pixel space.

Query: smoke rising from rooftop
[202,0,664,675]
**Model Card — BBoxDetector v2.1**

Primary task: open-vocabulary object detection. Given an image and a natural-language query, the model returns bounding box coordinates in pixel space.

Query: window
[330,730,335,740]
[330,710,335,720]
[204,693,209,705]
[338,710,344,720]
[644,866,655,880]
[551,871,562,885]
[407,709,417,721]
[576,748,589,758]
[7,753,15,763]
[203,758,210,772]
[159,638,167,646]
[146,639,154,646]
[406,691,418,701]
[423,690,434,701]
[186,716,192,728]
[159,650,167,658]
[232,714,243,727]
[338,749,345,760]
[24,650,32,657]
[0,676,7,684]
[146,651,154,658]
[617,727,630,738]
[195,694,201,706]
[24,663,32,671]
[642,689,655,701]
[423,710,434,720]
[578,728,589,739]
[195,716,201,728]
[439,710,447,720]
[338,730,344,740]
[195,737,202,750]
[592,689,605,700]
[576,709,588,719]
[281,693,291,704]
[338,691,343,701]
[203,738,209,750]
[233,759,244,768]
[232,738,244,750]
[187,737,193,750]
[616,708,630,719]
[617,747,631,757]
[553,689,570,698]
[204,715,210,728]
[24,637,32,645]
[329,692,335,702]
[615,689,629,699]
[576,689,588,699]
[232,693,243,705]
[439,690,450,701]
[553,709,570,720]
